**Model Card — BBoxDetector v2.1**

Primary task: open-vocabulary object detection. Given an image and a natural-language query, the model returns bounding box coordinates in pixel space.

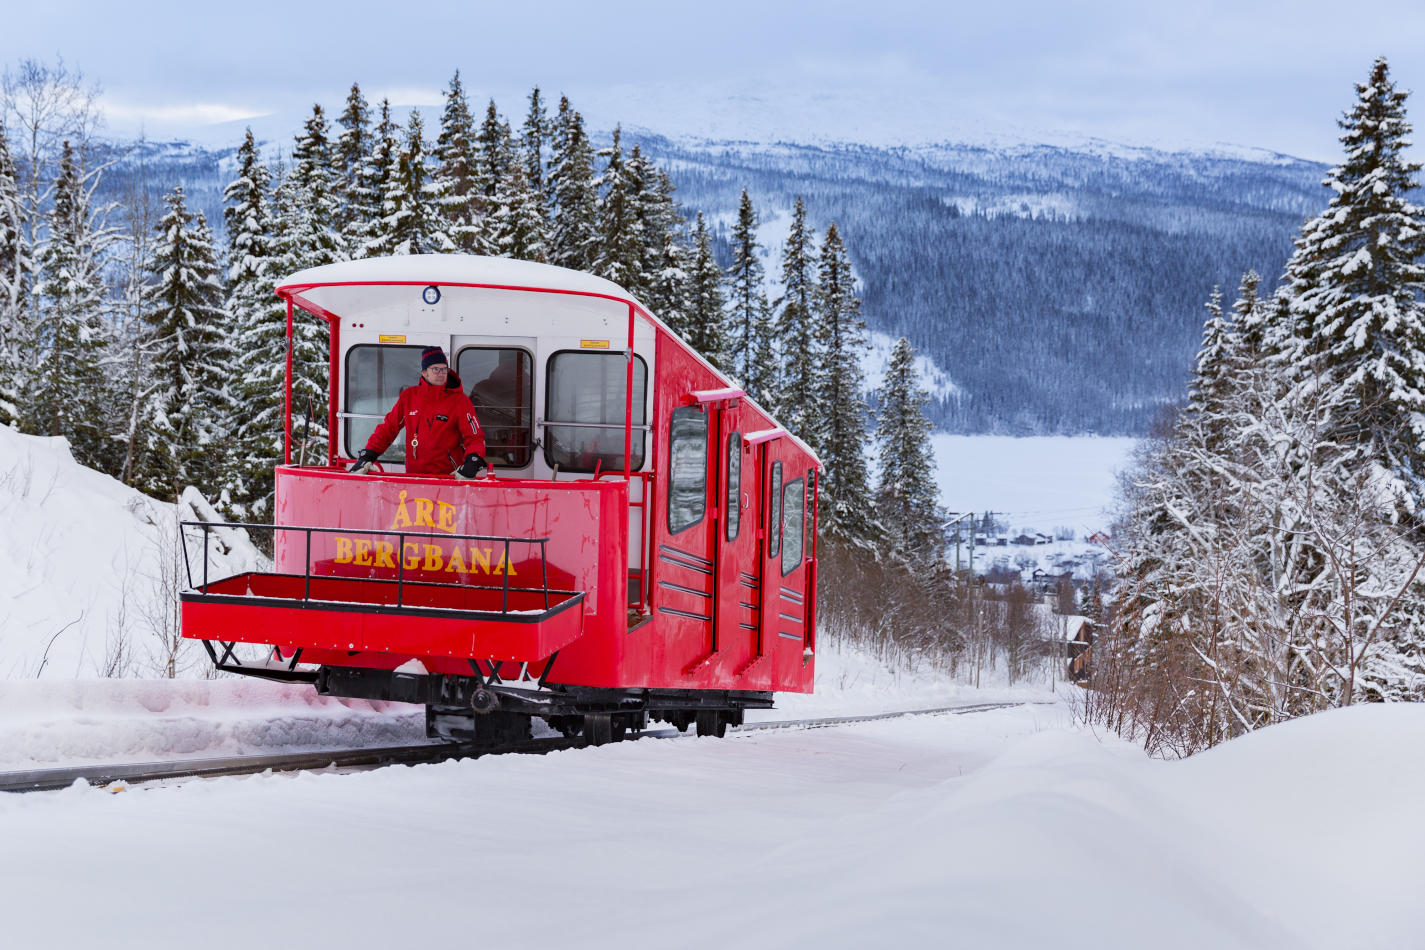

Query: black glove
[455,453,487,479]
[348,449,379,474]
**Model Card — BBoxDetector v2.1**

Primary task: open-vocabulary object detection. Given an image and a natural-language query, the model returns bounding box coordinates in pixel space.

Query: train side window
[456,347,533,468]
[343,344,424,461]
[667,406,708,534]
[544,351,648,473]
[725,432,741,541]
[781,477,805,575]
[768,461,783,558]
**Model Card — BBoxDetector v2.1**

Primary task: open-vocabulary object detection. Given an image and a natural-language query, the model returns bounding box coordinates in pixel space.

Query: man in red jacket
[349,347,488,478]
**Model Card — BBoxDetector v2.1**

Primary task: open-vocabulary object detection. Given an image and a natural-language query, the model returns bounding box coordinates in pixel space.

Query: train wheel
[584,713,613,746]
[695,711,726,738]
[610,717,628,743]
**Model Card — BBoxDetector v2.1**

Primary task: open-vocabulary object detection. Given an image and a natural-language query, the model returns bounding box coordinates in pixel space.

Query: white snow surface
[1,698,1421,949]
[933,434,1138,533]
[0,426,263,679]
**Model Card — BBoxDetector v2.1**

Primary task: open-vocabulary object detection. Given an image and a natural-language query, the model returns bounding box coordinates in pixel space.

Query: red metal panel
[183,574,585,662]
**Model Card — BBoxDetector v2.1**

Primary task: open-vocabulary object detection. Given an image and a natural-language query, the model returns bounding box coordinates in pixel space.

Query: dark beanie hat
[421,347,448,371]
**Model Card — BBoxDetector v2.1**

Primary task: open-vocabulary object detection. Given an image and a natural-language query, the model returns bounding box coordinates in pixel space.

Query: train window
[725,432,741,542]
[768,461,783,558]
[544,351,648,473]
[667,407,708,534]
[343,344,424,461]
[781,477,805,575]
[457,347,533,468]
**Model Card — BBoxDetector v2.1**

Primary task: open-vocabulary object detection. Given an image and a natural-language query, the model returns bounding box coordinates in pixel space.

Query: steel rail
[0,701,1039,794]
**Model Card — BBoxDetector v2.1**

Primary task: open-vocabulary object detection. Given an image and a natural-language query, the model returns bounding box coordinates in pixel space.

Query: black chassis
[314,664,773,722]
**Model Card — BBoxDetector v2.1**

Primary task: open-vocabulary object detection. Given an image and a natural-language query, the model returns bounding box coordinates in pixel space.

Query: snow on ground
[0,426,262,679]
[2,702,1420,949]
[0,637,1052,770]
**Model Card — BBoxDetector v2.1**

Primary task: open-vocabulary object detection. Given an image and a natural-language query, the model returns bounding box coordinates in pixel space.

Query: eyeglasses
[425,365,449,373]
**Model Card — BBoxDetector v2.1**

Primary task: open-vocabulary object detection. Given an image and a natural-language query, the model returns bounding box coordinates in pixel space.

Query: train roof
[276,254,642,306]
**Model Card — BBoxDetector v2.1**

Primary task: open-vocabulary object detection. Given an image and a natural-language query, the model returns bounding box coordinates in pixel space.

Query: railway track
[0,700,1035,794]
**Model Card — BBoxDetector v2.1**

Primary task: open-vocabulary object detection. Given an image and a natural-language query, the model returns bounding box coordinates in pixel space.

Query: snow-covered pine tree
[434,72,490,255]
[135,188,228,500]
[22,140,109,467]
[379,109,454,256]
[219,128,281,515]
[0,119,26,427]
[724,190,774,403]
[491,160,549,262]
[264,109,343,500]
[595,127,645,294]
[547,98,599,272]
[874,337,944,563]
[475,100,513,203]
[815,222,876,541]
[333,82,371,242]
[682,212,729,370]
[1275,56,1425,494]
[358,99,401,258]
[519,86,550,227]
[775,196,823,452]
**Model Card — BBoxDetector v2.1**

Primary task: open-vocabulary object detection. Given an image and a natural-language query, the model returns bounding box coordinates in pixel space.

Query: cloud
[100,96,271,127]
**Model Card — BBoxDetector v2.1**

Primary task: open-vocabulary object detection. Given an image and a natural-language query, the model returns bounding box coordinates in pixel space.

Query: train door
[762,447,813,676]
[711,402,761,673]
[660,403,717,661]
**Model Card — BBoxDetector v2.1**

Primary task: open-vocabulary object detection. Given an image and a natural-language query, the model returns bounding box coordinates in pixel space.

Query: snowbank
[0,426,261,679]
[0,678,424,769]
[1,702,1419,948]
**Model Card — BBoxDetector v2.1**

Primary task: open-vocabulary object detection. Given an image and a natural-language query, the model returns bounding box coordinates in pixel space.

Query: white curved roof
[276,254,638,304]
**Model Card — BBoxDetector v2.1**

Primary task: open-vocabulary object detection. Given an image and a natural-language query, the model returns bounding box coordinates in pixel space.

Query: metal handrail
[179,520,557,615]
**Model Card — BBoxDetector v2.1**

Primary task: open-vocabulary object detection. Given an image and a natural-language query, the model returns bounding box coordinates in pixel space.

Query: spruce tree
[333,82,371,242]
[1275,56,1425,490]
[595,127,644,293]
[358,100,401,258]
[0,119,26,427]
[23,140,108,466]
[874,337,944,562]
[775,196,823,451]
[491,161,549,262]
[220,128,280,514]
[434,72,489,254]
[816,222,876,541]
[725,190,774,401]
[136,188,227,499]
[683,212,729,370]
[548,98,599,271]
[379,109,454,256]
[475,100,513,201]
[519,86,550,225]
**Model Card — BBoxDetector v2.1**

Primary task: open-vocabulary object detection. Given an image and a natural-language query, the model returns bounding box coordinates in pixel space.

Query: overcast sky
[5,1,1423,160]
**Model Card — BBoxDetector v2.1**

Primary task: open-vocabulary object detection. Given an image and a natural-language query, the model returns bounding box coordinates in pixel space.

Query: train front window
[544,351,648,473]
[343,344,424,461]
[457,347,533,468]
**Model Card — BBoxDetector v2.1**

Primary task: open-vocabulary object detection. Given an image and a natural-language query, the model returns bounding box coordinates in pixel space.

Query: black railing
[180,521,557,613]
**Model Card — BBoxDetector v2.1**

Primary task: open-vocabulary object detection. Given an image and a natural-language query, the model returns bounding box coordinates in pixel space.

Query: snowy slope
[0,426,261,679]
[1,702,1419,948]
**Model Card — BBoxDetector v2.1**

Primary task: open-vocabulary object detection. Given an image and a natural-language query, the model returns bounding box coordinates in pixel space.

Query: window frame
[341,343,426,461]
[768,461,783,559]
[781,476,806,576]
[541,349,650,474]
[454,344,536,470]
[667,405,709,536]
[725,431,742,542]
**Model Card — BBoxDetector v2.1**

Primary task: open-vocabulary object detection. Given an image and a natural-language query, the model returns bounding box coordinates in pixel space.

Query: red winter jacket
[364,372,487,476]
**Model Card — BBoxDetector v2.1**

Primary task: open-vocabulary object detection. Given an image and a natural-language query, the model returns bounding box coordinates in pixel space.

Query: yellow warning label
[580,339,611,349]
[379,334,407,343]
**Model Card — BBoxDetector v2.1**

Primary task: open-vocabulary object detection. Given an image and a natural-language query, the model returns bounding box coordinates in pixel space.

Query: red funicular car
[181,255,820,744]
